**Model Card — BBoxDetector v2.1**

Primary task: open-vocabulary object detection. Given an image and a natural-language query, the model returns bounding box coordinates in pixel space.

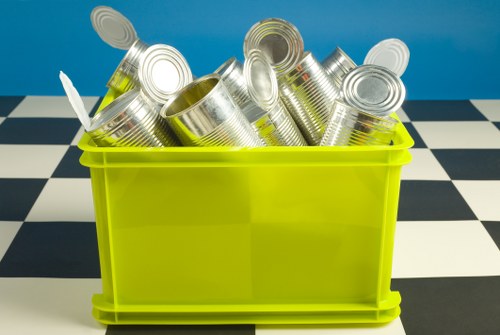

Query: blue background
[0,0,499,99]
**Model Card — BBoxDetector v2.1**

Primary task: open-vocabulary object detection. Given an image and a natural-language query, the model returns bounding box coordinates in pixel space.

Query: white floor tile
[0,278,105,335]
[393,220,500,278]
[395,108,410,122]
[257,317,405,335]
[413,121,500,148]
[401,149,449,180]
[0,145,68,178]
[0,117,5,125]
[26,179,95,222]
[72,126,85,146]
[470,100,500,121]
[453,181,500,221]
[0,221,23,261]
[9,96,99,118]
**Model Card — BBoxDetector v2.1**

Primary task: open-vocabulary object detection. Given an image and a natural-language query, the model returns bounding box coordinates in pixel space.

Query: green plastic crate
[79,91,413,325]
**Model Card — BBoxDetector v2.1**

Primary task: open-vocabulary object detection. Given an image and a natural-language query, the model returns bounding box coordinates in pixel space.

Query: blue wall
[1,0,499,99]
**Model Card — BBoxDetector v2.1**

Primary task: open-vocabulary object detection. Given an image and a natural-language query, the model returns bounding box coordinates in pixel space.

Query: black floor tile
[0,118,81,144]
[402,100,487,121]
[0,179,47,221]
[52,146,90,178]
[432,149,500,180]
[482,221,500,249]
[494,122,500,131]
[393,277,500,335]
[402,122,426,148]
[398,180,477,221]
[106,325,255,335]
[0,96,25,116]
[0,221,100,278]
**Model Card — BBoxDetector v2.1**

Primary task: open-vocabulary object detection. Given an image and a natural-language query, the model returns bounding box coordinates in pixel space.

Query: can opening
[163,77,219,117]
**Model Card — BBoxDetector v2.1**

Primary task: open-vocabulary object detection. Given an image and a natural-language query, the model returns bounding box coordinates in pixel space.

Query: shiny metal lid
[342,64,406,117]
[138,44,193,105]
[364,38,410,77]
[90,6,137,50]
[244,18,304,76]
[244,49,279,110]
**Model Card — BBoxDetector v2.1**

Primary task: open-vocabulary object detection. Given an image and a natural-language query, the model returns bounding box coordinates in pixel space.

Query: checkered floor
[0,97,499,334]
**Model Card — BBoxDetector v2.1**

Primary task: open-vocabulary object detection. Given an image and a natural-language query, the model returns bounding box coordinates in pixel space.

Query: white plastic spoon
[59,71,92,131]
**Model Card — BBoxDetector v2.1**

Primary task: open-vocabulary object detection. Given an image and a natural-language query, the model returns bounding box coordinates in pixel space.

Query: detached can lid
[342,64,406,117]
[138,44,193,104]
[244,18,304,76]
[364,38,410,77]
[244,49,279,110]
[91,6,138,50]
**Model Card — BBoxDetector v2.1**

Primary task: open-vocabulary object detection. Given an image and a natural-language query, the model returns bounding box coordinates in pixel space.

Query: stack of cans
[79,6,409,148]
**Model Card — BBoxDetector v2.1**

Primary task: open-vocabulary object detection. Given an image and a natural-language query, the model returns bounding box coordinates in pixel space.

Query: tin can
[106,39,149,94]
[87,89,179,147]
[244,18,304,76]
[244,49,307,146]
[138,44,193,106]
[322,47,357,89]
[278,51,340,145]
[160,74,263,147]
[342,64,406,117]
[320,100,398,146]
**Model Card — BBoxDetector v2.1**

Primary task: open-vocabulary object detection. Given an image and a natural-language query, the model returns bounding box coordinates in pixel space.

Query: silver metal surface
[244,49,307,146]
[320,100,398,146]
[215,57,251,108]
[244,18,304,76]
[87,89,179,147]
[342,64,406,117]
[322,47,357,88]
[107,39,149,93]
[278,51,340,145]
[90,6,138,50]
[138,44,193,105]
[160,74,263,147]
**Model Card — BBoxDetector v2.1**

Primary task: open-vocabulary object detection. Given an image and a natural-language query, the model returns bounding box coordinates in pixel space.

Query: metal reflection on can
[244,18,304,76]
[322,47,357,89]
[320,100,398,146]
[87,89,179,147]
[278,51,340,145]
[138,44,193,106]
[342,64,406,117]
[160,74,263,147]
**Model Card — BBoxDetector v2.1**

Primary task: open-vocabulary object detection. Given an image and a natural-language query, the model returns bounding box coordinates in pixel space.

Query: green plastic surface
[79,91,413,325]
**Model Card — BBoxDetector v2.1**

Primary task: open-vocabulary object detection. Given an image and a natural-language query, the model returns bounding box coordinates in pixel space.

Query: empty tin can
[244,18,304,76]
[342,64,406,117]
[244,49,307,146]
[106,39,150,94]
[322,47,357,89]
[160,74,263,147]
[278,51,340,145]
[138,44,193,106]
[87,89,179,147]
[320,100,398,146]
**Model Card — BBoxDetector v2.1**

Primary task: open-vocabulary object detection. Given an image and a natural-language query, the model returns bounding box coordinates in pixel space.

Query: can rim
[160,73,223,119]
[138,44,193,104]
[90,6,138,50]
[244,49,279,110]
[106,39,149,89]
[214,57,239,78]
[243,18,304,76]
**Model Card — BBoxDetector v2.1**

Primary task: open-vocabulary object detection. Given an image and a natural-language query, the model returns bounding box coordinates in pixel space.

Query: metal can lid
[90,6,138,50]
[244,18,304,76]
[244,49,279,110]
[364,38,410,77]
[342,64,406,117]
[138,44,193,104]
